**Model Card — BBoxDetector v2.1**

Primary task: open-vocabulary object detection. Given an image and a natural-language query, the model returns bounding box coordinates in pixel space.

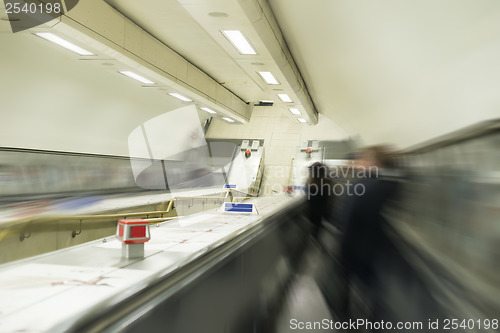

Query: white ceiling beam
[238,0,318,124]
[176,0,318,125]
[50,0,252,123]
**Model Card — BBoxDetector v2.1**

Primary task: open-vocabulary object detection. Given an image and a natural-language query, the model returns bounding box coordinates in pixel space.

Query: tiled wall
[206,109,350,194]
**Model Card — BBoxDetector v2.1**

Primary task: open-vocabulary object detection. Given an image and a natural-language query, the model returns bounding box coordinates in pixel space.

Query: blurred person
[331,152,362,232]
[338,145,398,319]
[305,162,332,243]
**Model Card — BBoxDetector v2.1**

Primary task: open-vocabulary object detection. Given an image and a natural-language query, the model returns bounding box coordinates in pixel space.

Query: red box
[130,225,146,238]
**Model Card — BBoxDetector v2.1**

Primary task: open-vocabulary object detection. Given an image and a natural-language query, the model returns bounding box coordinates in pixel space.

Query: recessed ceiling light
[221,30,256,55]
[223,117,235,123]
[35,32,94,56]
[168,93,192,102]
[257,71,280,85]
[298,118,307,123]
[289,108,301,115]
[209,12,228,17]
[201,107,216,114]
[119,71,155,85]
[277,94,292,103]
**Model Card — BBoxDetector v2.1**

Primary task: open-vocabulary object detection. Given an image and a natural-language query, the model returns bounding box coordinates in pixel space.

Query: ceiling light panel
[297,118,307,123]
[201,107,216,114]
[258,71,279,85]
[223,117,235,123]
[119,71,155,85]
[289,108,301,115]
[277,94,293,103]
[168,93,192,102]
[35,32,94,56]
[221,30,256,55]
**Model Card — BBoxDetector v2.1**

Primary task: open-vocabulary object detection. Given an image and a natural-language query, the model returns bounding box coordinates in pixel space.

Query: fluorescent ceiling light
[258,71,279,85]
[277,94,292,103]
[201,107,216,114]
[168,93,192,102]
[298,118,307,123]
[289,108,301,115]
[119,71,155,85]
[223,117,235,123]
[35,32,94,56]
[221,30,256,55]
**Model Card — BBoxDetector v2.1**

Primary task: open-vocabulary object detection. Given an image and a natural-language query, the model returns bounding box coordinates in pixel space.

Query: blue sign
[224,202,253,213]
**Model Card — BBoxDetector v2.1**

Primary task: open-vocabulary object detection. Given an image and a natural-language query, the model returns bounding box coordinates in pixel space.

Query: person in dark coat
[306,162,331,241]
[339,145,398,318]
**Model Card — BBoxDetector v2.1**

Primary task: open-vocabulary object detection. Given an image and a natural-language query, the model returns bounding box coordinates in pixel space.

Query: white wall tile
[206,112,349,191]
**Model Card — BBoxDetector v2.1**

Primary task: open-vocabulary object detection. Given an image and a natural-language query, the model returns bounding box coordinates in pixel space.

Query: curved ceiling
[268,0,500,146]
[102,0,319,124]
[101,0,500,147]
[3,0,500,149]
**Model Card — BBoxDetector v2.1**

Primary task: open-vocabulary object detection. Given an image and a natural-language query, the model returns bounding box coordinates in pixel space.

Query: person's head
[309,162,328,179]
[358,145,395,169]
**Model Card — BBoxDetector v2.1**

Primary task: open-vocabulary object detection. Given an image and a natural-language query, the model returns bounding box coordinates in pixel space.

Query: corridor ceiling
[103,0,500,147]
[3,0,500,148]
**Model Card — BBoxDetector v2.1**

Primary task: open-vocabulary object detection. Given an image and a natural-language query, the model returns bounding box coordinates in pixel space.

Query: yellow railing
[0,188,252,242]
